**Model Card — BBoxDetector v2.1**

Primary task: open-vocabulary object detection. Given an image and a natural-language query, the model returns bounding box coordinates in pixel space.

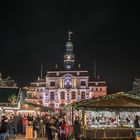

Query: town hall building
[24,32,107,109]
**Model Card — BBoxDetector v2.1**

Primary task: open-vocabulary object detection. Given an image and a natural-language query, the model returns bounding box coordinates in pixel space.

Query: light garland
[67,92,140,111]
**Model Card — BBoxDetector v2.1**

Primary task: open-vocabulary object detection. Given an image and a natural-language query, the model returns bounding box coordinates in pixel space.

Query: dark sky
[0,1,140,93]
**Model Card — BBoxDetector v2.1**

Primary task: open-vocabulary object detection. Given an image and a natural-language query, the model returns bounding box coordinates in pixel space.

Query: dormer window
[50,91,55,100]
[81,81,86,86]
[81,91,85,99]
[61,91,65,100]
[50,81,55,86]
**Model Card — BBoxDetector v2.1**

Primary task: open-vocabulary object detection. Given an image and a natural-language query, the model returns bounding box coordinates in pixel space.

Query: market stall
[67,92,140,139]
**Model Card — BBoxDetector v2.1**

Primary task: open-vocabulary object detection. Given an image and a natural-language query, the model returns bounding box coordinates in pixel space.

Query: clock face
[66,65,71,69]
[67,55,70,59]
[66,55,71,61]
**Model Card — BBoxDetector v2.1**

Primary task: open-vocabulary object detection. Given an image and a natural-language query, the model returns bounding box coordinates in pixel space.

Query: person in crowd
[33,117,39,139]
[65,121,69,140]
[27,113,33,122]
[22,115,26,135]
[0,116,9,140]
[60,120,66,140]
[8,117,16,140]
[42,115,47,136]
[73,118,81,140]
[54,118,61,139]
[39,118,44,137]
[46,121,53,140]
[134,115,140,128]
[17,113,22,134]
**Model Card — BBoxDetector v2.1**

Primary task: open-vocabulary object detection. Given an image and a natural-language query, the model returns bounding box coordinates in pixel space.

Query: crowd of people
[0,112,81,140]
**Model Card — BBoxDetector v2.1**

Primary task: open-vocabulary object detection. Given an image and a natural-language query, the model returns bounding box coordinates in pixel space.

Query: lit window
[81,91,85,99]
[50,92,55,100]
[71,91,76,99]
[61,91,65,100]
[67,56,71,60]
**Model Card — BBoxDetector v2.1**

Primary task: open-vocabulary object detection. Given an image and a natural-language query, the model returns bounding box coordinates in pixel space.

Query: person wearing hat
[73,117,81,140]
[134,115,140,128]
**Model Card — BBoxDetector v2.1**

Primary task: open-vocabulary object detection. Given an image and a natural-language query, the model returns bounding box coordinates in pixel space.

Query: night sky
[0,1,140,93]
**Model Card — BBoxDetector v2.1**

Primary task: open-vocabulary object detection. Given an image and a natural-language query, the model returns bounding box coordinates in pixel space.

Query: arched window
[50,91,55,100]
[61,91,65,100]
[60,103,65,108]
[64,77,72,89]
[50,103,54,108]
[71,91,76,99]
[81,91,85,99]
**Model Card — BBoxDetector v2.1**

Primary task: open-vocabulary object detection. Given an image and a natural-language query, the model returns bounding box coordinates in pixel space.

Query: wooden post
[25,125,33,139]
[82,110,86,127]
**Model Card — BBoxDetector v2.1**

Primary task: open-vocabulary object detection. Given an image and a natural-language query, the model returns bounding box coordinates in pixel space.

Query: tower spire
[64,31,75,70]
[68,31,73,41]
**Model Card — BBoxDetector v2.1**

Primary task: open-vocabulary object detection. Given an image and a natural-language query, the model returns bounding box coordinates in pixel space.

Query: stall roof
[0,87,19,103]
[70,92,140,111]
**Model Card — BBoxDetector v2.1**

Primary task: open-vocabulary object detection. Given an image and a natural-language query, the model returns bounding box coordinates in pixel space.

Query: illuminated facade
[25,32,107,109]
[24,77,46,105]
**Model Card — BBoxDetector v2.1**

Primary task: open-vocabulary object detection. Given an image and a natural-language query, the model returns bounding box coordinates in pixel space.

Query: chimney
[78,64,81,68]
[97,75,100,80]
[55,64,58,69]
[38,76,40,80]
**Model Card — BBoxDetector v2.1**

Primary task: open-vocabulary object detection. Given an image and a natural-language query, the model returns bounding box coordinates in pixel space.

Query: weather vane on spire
[68,31,73,41]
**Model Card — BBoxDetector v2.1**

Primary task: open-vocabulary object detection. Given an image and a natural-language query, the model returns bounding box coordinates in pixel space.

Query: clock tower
[64,31,75,70]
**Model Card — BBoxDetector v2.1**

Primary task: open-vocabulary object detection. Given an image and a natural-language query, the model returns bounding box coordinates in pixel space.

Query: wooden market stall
[67,92,140,139]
